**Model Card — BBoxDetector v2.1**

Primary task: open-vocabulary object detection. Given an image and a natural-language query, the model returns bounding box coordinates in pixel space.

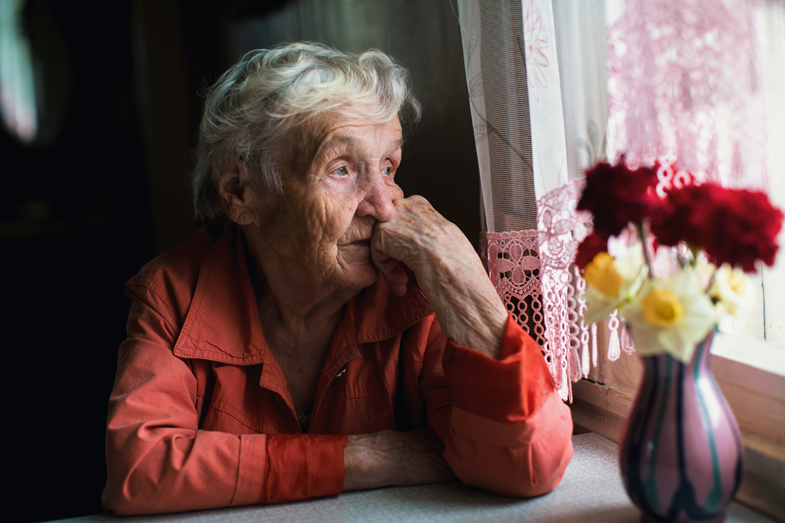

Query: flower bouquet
[576,160,783,363]
[575,159,783,523]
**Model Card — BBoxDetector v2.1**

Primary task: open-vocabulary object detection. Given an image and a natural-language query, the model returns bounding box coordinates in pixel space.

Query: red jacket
[102,223,573,515]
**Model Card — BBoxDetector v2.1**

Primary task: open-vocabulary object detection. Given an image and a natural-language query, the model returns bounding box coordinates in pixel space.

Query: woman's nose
[356,173,396,222]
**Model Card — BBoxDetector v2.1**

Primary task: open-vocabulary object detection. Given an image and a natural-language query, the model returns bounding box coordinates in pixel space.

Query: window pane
[0,0,37,143]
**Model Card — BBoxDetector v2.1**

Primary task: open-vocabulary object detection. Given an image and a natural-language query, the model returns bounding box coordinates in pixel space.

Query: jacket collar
[173,223,433,367]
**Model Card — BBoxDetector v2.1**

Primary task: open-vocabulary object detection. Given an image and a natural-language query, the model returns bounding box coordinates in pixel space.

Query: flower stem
[636,222,654,278]
[687,243,700,268]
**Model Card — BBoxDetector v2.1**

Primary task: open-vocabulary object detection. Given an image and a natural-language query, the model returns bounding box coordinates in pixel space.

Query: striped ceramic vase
[618,330,744,523]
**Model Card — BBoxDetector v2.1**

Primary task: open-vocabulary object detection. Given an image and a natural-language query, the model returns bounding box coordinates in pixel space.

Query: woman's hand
[371,196,508,359]
[343,430,455,491]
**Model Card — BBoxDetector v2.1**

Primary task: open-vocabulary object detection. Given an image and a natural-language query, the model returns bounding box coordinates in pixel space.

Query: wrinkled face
[252,114,404,294]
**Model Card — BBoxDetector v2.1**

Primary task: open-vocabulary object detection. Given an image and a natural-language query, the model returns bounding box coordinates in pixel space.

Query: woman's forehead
[316,117,403,150]
[318,126,404,155]
[279,113,403,180]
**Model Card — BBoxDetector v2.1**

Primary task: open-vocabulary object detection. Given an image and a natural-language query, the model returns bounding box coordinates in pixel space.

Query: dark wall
[2,2,155,522]
[2,1,479,521]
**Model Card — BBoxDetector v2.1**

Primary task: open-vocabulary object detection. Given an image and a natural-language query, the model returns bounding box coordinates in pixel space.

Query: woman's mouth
[351,239,371,248]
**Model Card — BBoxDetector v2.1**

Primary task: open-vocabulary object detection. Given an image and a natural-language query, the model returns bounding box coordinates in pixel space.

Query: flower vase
[618,330,744,523]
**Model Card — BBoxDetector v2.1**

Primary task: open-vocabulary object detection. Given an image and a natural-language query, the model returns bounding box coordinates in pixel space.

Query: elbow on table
[101,467,172,516]
[502,436,574,498]
[101,467,215,516]
[101,451,215,516]
[447,437,573,498]
[101,436,174,516]
[445,400,574,498]
[101,475,146,516]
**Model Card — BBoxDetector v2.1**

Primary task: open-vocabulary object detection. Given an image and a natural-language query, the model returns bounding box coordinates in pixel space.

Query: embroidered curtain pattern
[606,0,767,192]
[458,0,607,401]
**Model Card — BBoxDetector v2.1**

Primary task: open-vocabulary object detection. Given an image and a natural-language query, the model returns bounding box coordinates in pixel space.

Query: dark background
[1,1,479,521]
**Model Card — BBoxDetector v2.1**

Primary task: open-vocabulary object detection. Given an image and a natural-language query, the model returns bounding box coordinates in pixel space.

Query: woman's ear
[218,158,255,225]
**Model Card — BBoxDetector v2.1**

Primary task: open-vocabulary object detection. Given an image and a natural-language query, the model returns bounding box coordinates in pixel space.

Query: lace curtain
[457,0,778,401]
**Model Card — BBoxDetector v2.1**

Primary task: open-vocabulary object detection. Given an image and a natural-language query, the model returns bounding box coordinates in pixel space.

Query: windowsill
[711,332,785,520]
[570,331,785,521]
[712,331,785,379]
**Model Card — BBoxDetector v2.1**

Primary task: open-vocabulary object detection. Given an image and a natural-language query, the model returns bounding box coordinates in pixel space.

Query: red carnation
[575,231,609,270]
[650,183,784,272]
[577,161,661,237]
[648,184,704,247]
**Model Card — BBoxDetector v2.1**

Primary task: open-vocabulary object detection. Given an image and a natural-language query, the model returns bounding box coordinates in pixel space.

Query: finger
[372,248,409,297]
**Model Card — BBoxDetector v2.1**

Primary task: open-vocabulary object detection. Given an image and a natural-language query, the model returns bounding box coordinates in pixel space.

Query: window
[0,0,37,142]
[0,0,70,146]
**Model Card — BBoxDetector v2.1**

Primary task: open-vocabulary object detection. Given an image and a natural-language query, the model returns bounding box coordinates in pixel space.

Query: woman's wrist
[343,430,455,491]
[414,247,507,359]
[343,433,398,491]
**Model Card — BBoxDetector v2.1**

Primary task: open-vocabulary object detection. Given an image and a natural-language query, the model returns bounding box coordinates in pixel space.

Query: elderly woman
[102,43,572,515]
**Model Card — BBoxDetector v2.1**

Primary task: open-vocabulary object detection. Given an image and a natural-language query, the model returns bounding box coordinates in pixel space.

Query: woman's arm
[371,195,573,497]
[103,284,346,515]
[371,195,507,359]
[422,315,574,497]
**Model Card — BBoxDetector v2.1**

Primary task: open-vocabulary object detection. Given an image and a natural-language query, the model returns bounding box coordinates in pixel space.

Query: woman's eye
[382,166,393,176]
[332,166,349,176]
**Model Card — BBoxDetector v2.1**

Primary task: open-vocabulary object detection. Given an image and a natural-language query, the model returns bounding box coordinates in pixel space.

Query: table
[51,433,774,523]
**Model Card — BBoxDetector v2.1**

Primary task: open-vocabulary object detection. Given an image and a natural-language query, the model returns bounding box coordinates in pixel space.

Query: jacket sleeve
[102,283,346,516]
[421,314,573,498]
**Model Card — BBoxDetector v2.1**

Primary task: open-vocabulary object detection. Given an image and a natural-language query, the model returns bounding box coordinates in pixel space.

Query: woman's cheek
[308,193,353,244]
[308,177,363,244]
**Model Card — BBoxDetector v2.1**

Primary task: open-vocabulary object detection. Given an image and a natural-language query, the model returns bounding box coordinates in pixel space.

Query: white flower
[710,264,754,317]
[582,247,646,326]
[623,269,716,363]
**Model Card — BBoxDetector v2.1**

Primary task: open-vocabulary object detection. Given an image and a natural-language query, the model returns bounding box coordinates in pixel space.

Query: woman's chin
[338,259,380,290]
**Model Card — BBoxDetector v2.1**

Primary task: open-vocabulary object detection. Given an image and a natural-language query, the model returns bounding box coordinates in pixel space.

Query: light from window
[0,0,37,143]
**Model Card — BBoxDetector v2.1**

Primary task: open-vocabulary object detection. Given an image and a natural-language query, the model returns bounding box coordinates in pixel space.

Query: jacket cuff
[263,434,348,504]
[231,434,268,506]
[443,313,556,422]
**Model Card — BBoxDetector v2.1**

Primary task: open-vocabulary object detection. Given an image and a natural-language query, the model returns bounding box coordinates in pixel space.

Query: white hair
[191,42,421,222]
